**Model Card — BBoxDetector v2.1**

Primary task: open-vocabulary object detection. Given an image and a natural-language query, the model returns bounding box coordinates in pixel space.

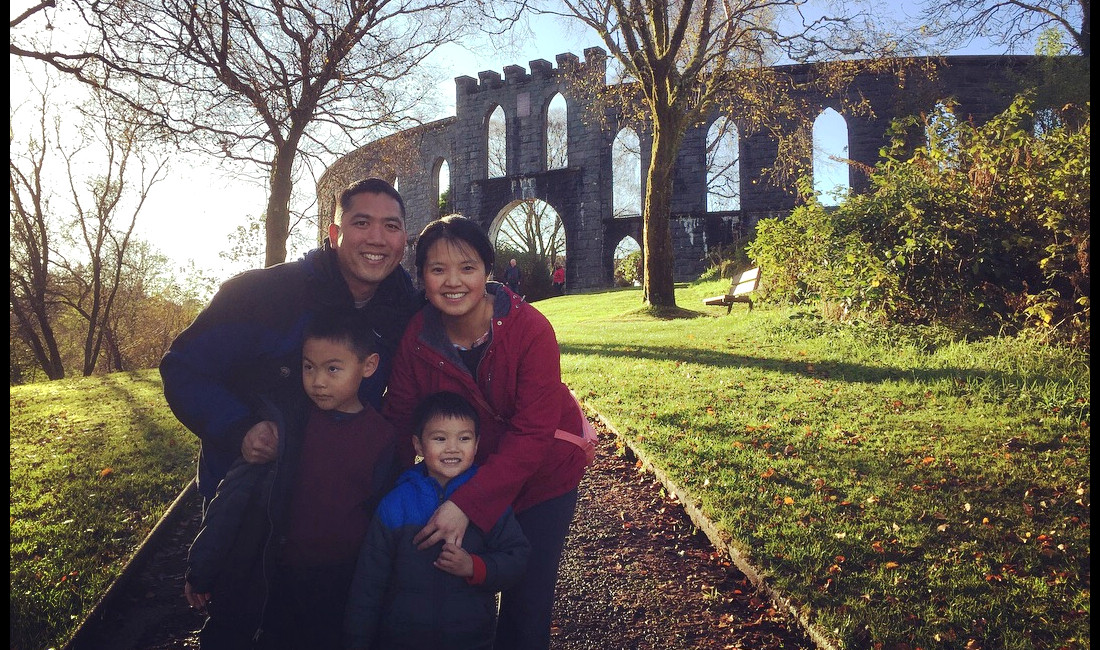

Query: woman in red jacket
[382,215,590,650]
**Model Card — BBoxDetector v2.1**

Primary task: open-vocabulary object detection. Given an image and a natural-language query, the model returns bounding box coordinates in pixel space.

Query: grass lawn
[9,283,1090,649]
[9,371,197,650]
[540,282,1089,650]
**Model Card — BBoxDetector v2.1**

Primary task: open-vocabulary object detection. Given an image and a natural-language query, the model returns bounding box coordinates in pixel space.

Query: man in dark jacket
[503,257,522,293]
[160,179,421,648]
[161,177,420,504]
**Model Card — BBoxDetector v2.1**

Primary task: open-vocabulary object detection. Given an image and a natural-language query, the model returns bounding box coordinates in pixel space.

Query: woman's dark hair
[414,215,495,279]
[412,391,481,439]
[337,177,406,223]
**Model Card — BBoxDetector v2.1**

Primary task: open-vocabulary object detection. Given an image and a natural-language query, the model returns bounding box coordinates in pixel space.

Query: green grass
[9,370,197,650]
[9,286,1090,649]
[540,283,1089,650]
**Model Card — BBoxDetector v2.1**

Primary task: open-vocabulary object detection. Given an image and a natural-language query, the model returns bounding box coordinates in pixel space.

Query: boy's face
[412,414,478,486]
[301,337,378,413]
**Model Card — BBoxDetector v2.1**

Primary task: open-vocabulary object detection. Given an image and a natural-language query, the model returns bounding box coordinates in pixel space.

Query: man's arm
[160,268,301,488]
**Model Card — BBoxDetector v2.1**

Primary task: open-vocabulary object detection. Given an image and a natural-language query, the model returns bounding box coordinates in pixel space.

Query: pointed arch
[706,117,740,211]
[612,127,641,218]
[487,105,507,178]
[613,236,642,286]
[433,158,451,218]
[546,93,568,170]
[813,108,850,206]
[926,101,960,169]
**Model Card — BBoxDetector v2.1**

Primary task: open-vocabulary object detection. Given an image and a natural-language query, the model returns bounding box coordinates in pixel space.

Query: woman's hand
[413,500,469,550]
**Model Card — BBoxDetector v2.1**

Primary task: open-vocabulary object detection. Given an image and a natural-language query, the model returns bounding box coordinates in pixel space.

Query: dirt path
[66,429,816,650]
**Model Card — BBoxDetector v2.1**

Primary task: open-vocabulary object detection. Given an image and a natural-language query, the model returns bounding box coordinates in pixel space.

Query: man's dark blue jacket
[159,242,420,499]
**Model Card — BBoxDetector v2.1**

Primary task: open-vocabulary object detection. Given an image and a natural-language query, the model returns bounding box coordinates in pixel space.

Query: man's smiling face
[329,191,406,302]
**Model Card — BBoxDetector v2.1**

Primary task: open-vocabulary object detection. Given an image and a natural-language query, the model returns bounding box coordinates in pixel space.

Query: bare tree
[52,91,170,375]
[12,0,476,266]
[920,0,1089,57]
[530,0,884,305]
[497,200,566,262]
[495,199,566,296]
[10,79,67,380]
[10,71,169,378]
[97,241,204,372]
[536,0,909,307]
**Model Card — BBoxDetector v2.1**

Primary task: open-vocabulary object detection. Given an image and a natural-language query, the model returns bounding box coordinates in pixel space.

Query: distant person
[503,257,522,294]
[344,391,530,650]
[184,310,400,649]
[551,264,565,295]
[159,176,419,504]
[384,215,595,649]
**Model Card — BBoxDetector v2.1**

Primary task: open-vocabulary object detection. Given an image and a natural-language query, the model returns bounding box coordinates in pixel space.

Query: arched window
[1033,107,1063,136]
[489,199,566,297]
[706,117,740,211]
[487,105,507,178]
[546,93,568,170]
[613,236,642,287]
[437,160,451,217]
[926,101,960,170]
[612,128,641,218]
[813,108,850,206]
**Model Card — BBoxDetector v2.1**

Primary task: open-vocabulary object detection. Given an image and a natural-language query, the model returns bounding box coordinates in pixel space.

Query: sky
[12,2,1021,283]
[131,13,602,279]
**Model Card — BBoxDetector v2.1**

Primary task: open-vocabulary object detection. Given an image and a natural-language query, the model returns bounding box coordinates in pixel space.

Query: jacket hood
[399,462,478,501]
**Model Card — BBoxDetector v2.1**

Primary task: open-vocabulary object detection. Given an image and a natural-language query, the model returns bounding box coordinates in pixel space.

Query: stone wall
[319,52,1061,291]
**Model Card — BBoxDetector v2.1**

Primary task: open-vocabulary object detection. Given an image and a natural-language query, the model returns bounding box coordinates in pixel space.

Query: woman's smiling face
[421,239,490,319]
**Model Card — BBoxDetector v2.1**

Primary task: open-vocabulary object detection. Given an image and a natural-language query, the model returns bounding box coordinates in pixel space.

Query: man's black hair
[302,309,378,361]
[337,177,406,222]
[411,391,481,440]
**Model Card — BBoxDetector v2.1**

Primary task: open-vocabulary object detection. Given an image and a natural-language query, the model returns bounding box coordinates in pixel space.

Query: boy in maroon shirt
[184,310,398,649]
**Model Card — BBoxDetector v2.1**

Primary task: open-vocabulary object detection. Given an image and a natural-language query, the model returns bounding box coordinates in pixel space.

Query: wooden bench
[702,267,760,313]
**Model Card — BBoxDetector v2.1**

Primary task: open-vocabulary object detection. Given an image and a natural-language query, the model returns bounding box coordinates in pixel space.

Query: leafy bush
[748,95,1089,344]
[614,250,643,287]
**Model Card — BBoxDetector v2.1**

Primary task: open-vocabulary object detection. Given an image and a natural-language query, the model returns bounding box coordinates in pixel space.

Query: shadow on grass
[559,341,1073,388]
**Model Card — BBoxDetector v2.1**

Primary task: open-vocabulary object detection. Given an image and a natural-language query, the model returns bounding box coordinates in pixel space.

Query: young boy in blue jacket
[185,310,399,649]
[344,391,530,650]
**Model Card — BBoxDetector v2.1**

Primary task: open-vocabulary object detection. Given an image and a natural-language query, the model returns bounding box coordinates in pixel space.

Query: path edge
[585,404,842,650]
[61,478,199,650]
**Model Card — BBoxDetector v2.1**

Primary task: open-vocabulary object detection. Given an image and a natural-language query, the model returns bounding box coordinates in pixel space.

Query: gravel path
[67,426,817,650]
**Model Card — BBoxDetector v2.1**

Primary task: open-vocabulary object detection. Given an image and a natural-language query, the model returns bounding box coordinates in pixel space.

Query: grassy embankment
[10,281,1090,649]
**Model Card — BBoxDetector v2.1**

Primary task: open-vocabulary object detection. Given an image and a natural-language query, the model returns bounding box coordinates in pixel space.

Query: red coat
[382,283,588,533]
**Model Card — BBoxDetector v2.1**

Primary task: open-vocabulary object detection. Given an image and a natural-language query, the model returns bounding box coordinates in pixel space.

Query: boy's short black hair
[412,391,480,439]
[302,309,378,360]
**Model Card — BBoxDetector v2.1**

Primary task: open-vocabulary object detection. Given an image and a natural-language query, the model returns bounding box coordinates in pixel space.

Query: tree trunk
[11,296,66,380]
[264,140,298,267]
[642,117,680,307]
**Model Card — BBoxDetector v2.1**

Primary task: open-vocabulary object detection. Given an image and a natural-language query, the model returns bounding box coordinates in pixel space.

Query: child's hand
[184,580,211,614]
[434,542,474,578]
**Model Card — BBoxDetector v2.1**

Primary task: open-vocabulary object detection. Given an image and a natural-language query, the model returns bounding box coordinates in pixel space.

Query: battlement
[454,47,608,94]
